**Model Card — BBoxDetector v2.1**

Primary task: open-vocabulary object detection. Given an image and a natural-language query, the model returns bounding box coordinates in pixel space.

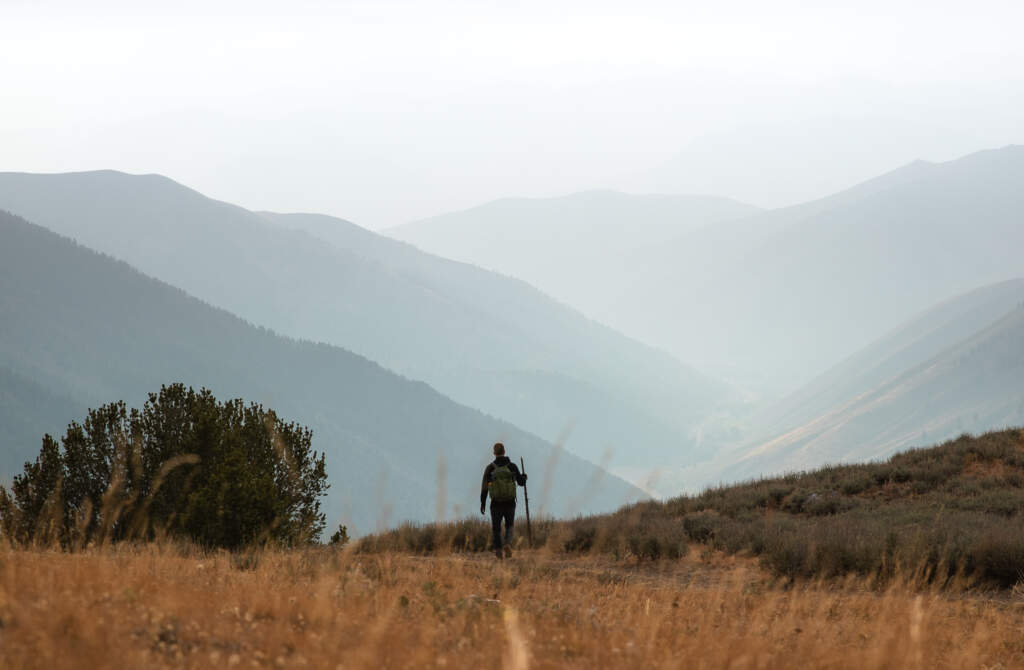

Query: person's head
[493,442,505,457]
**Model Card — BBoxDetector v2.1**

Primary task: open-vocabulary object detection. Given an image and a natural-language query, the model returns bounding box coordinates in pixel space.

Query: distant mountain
[0,210,645,531]
[599,145,1024,391]
[751,279,1024,439]
[725,280,1024,479]
[0,172,729,474]
[386,189,759,319]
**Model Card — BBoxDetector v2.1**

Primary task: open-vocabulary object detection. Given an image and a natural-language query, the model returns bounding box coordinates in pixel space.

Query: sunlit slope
[730,299,1024,479]
[0,171,729,470]
[0,210,646,531]
[386,189,758,317]
[753,278,1024,439]
[604,146,1024,389]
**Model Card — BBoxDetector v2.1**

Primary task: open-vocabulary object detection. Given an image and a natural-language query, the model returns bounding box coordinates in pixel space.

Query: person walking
[480,442,527,559]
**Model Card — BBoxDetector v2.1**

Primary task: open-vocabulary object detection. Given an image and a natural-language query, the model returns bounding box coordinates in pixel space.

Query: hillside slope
[0,368,85,479]
[0,173,728,471]
[729,300,1024,479]
[752,279,1024,439]
[603,146,1024,390]
[0,210,645,531]
[386,190,758,318]
[365,429,1024,586]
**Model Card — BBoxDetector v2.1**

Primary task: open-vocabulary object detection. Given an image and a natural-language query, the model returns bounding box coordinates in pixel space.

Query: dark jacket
[480,456,526,507]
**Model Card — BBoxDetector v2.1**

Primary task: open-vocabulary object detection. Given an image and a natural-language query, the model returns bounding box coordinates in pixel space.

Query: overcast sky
[2,0,1023,228]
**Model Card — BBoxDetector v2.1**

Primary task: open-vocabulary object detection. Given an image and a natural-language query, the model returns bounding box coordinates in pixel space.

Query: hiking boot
[503,545,512,558]
[495,547,503,559]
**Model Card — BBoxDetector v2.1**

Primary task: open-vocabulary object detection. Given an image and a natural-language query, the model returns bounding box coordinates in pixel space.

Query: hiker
[480,442,527,558]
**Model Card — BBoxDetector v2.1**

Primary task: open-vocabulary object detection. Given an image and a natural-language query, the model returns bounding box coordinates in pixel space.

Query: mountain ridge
[0,209,645,531]
[599,145,1024,391]
[0,171,727,474]
[385,188,760,328]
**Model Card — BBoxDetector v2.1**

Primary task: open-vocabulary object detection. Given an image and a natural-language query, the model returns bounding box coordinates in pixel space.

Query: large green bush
[0,384,328,549]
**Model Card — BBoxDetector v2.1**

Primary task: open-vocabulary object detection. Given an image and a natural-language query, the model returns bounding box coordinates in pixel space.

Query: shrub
[563,523,597,553]
[781,489,811,513]
[682,513,716,542]
[968,528,1024,586]
[449,519,491,552]
[329,524,350,547]
[952,490,1024,516]
[627,534,666,561]
[766,484,794,506]
[804,494,859,516]
[839,474,873,495]
[0,384,328,550]
[761,520,810,577]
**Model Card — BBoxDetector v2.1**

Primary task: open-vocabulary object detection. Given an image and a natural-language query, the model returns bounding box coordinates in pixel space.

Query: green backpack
[489,464,517,502]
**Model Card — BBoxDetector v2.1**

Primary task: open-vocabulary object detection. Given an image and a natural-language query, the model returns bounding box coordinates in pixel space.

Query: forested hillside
[0,368,84,478]
[0,172,730,472]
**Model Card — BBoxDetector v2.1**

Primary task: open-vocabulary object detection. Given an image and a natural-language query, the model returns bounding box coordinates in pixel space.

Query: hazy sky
[3,0,1023,227]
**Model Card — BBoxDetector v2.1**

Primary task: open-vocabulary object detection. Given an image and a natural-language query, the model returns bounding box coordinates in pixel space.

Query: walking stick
[520,457,533,548]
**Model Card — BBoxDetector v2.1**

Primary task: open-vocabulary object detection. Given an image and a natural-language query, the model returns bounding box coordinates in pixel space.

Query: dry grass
[2,544,1024,669]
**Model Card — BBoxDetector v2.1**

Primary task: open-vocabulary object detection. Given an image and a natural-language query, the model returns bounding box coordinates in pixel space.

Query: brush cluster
[364,430,1024,586]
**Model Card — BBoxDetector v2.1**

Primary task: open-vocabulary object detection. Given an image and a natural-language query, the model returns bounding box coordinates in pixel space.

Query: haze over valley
[2,143,1023,508]
[394,147,1024,395]
[0,171,730,484]
[2,0,1023,524]
[7,5,1024,669]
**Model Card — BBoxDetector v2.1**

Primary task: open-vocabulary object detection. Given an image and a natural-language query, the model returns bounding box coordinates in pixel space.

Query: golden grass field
[2,544,1023,669]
